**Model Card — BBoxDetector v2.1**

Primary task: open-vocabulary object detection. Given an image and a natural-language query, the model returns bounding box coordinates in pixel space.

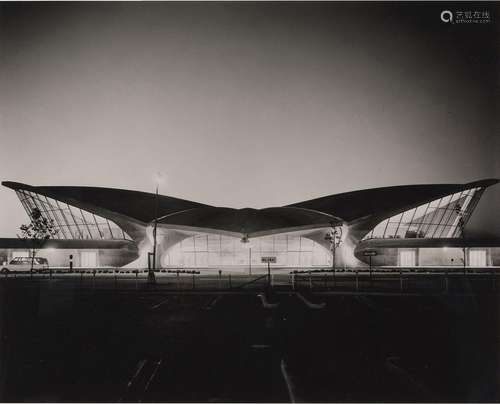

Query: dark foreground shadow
[0,282,498,402]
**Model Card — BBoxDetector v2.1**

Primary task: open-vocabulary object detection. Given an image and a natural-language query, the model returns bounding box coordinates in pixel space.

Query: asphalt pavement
[0,277,498,402]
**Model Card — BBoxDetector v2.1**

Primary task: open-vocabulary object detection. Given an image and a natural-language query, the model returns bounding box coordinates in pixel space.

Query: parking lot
[0,279,497,402]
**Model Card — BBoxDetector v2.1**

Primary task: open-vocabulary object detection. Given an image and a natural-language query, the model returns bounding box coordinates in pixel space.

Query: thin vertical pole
[463,247,467,277]
[369,256,373,286]
[150,184,159,285]
[268,262,271,289]
[332,239,336,288]
[154,184,158,270]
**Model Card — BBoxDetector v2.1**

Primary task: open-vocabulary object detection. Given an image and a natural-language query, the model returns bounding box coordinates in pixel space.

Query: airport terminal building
[1,179,499,271]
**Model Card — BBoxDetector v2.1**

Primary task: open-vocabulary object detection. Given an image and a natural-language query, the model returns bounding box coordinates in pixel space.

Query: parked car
[1,257,49,274]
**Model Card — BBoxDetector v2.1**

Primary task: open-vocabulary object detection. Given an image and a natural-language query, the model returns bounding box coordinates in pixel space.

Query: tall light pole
[241,234,252,276]
[149,172,163,284]
[325,226,342,288]
[455,204,467,276]
[459,216,467,276]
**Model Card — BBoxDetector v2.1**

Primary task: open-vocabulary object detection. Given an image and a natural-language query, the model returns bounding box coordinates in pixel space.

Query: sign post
[363,250,377,284]
[249,247,252,276]
[261,256,276,289]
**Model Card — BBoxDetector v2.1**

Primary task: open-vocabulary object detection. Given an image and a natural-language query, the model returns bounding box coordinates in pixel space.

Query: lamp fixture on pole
[325,225,343,287]
[149,172,164,284]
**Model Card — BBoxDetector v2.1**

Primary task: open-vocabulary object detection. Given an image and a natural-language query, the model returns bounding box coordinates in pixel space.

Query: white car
[1,257,49,274]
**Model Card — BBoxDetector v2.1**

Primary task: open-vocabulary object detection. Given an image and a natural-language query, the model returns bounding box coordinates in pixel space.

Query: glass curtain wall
[15,190,132,241]
[164,234,331,268]
[363,187,483,240]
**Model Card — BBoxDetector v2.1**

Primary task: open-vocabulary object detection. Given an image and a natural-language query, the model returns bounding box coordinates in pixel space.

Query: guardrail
[0,268,498,295]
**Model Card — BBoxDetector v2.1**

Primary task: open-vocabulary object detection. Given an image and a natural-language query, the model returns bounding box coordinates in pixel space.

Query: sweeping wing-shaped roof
[287,179,498,223]
[2,181,210,223]
[3,179,497,238]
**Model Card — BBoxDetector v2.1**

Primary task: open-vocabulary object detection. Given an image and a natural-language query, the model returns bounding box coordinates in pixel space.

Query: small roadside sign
[261,257,276,289]
[363,250,378,257]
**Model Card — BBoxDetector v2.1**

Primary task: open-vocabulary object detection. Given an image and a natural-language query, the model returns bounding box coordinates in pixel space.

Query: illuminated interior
[163,234,331,268]
[15,190,132,241]
[363,187,483,240]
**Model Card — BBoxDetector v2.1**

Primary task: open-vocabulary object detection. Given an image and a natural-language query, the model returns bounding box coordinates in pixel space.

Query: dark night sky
[0,2,498,236]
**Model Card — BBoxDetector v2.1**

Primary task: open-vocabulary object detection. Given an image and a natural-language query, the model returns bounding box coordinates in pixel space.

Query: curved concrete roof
[3,179,498,238]
[287,179,498,222]
[155,206,342,237]
[2,181,211,224]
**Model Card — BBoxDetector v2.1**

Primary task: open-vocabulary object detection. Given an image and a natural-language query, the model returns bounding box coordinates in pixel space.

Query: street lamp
[149,172,164,284]
[240,234,253,275]
[454,204,467,276]
[325,226,342,287]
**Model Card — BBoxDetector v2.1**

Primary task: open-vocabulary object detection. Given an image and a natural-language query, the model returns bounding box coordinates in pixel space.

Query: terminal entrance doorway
[399,249,417,267]
[81,251,97,268]
[469,249,487,267]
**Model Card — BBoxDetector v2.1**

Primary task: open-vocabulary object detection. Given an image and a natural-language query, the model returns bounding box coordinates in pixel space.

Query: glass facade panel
[164,234,330,268]
[207,235,221,251]
[15,190,132,241]
[181,237,195,251]
[429,198,441,208]
[274,235,287,251]
[208,252,220,266]
[363,187,484,240]
[183,252,195,267]
[413,204,429,223]
[287,251,300,267]
[384,223,400,238]
[371,220,388,238]
[196,252,209,267]
[221,252,233,266]
[287,236,300,251]
[194,235,208,251]
[260,236,274,252]
[389,213,403,224]
[425,224,439,237]
[395,224,408,239]
[439,209,453,227]
[469,249,487,267]
[401,208,416,223]
[220,237,234,252]
[276,252,287,266]
[300,238,314,250]
[300,251,312,267]
[431,208,447,227]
